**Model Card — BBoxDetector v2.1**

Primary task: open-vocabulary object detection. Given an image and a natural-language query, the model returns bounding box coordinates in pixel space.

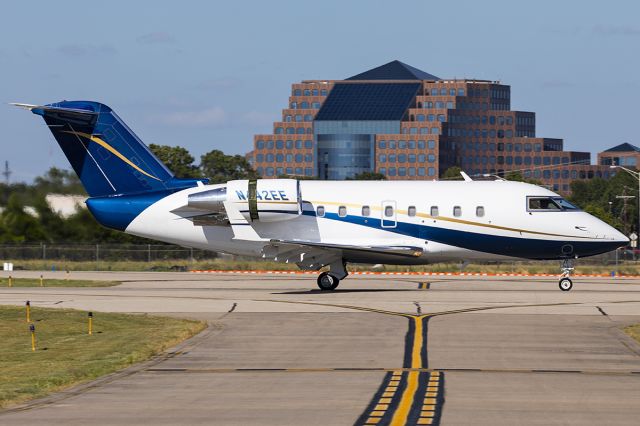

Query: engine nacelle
[227,179,302,222]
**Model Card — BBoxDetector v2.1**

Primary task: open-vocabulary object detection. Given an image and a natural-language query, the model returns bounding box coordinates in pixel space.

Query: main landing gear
[316,261,348,291]
[558,259,574,291]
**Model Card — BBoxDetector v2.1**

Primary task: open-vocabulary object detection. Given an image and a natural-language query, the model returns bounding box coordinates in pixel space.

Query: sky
[1,0,639,182]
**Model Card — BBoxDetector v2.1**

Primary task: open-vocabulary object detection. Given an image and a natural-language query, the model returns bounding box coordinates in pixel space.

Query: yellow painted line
[379,398,392,404]
[374,404,389,411]
[417,418,434,425]
[370,411,386,417]
[422,404,436,410]
[425,391,438,397]
[382,392,395,398]
[390,317,424,426]
[424,397,437,404]
[365,418,381,424]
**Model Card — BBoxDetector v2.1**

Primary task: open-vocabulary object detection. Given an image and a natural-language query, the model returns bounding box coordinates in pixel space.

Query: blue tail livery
[13,101,202,197]
[12,101,205,230]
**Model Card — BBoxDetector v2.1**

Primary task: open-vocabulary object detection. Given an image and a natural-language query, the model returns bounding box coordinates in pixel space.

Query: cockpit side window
[527,196,579,211]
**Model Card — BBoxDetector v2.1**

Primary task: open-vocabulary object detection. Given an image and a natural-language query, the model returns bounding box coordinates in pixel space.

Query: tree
[0,193,47,242]
[348,171,386,180]
[200,150,258,183]
[33,167,85,195]
[442,166,463,180]
[149,144,201,178]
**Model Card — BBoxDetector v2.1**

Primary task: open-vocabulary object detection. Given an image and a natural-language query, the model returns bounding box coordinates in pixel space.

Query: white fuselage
[125,180,627,265]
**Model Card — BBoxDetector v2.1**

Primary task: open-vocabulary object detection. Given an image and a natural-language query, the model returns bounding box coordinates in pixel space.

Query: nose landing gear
[559,259,574,291]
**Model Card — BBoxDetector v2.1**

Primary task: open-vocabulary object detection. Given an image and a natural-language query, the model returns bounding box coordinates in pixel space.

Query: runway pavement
[1,271,640,425]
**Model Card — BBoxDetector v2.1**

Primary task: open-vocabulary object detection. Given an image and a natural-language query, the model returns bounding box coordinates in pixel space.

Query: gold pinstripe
[308,199,599,240]
[62,131,161,181]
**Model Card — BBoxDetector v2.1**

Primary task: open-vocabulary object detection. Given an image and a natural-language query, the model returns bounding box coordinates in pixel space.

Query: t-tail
[13,101,205,230]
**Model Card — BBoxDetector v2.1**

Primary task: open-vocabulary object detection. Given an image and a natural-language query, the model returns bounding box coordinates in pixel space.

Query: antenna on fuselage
[459,171,473,182]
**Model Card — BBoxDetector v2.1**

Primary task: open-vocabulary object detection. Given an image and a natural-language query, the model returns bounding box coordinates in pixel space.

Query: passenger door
[381,200,397,228]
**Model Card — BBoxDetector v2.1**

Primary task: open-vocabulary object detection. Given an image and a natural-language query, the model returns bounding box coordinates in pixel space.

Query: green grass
[625,324,640,344]
[0,305,206,409]
[0,277,120,287]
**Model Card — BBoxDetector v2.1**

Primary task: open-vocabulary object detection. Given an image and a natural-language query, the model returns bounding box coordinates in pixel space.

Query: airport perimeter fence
[0,243,218,264]
[0,243,637,265]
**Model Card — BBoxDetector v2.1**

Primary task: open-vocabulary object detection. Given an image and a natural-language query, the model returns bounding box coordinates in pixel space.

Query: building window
[430,206,439,217]
[305,154,313,162]
[256,154,264,162]
[398,154,407,163]
[321,89,327,96]
[379,154,386,163]
[476,206,485,217]
[276,140,284,149]
[417,114,425,121]
[398,167,406,176]
[305,140,313,149]
[418,141,426,149]
[256,140,265,149]
[431,127,439,134]
[294,89,301,96]
[389,154,396,162]
[427,154,436,162]
[458,88,465,96]
[317,206,325,217]
[453,206,462,217]
[275,127,284,134]
[266,167,274,176]
[286,154,293,162]
[266,154,274,162]
[362,206,370,217]
[408,206,416,217]
[303,89,310,96]
[304,115,313,122]
[399,140,407,149]
[428,167,436,176]
[338,206,347,217]
[276,154,284,162]
[408,154,416,163]
[305,168,313,176]
[295,167,302,175]
[379,140,386,149]
[388,167,397,176]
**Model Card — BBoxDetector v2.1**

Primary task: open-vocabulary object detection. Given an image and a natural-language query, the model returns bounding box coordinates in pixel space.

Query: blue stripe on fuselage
[301,210,619,259]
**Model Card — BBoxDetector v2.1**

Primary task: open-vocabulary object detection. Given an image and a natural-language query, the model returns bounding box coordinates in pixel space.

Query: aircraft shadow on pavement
[273,288,415,295]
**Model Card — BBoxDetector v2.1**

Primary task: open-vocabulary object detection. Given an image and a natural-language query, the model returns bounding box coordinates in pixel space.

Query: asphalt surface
[1,271,640,425]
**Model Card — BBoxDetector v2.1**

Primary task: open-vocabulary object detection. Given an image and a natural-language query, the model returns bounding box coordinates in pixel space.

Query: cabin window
[453,206,462,217]
[384,206,394,217]
[338,206,347,217]
[317,206,325,217]
[362,206,370,217]
[476,206,485,217]
[408,206,416,217]
[430,206,439,217]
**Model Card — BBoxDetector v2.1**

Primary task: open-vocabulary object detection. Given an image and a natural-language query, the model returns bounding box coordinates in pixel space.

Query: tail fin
[16,101,177,197]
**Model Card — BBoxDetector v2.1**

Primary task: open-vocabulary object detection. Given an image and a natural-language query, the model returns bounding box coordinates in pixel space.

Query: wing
[264,239,423,271]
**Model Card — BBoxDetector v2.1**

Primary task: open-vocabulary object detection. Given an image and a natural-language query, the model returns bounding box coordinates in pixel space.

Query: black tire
[559,277,573,291]
[317,272,339,291]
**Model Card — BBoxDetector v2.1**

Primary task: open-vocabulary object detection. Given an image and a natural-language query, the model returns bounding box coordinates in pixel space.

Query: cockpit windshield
[528,196,580,211]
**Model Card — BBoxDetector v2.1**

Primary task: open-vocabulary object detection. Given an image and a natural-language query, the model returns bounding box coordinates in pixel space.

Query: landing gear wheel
[559,277,573,291]
[317,272,339,291]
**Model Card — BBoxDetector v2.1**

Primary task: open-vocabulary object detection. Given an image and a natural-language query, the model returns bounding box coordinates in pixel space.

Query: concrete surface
[0,271,639,425]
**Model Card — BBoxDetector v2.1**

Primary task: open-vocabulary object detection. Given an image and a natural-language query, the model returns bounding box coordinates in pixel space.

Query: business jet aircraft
[13,101,628,291]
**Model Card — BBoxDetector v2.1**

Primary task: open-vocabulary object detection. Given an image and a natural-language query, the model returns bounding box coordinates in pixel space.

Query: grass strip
[1,278,119,287]
[0,305,206,409]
